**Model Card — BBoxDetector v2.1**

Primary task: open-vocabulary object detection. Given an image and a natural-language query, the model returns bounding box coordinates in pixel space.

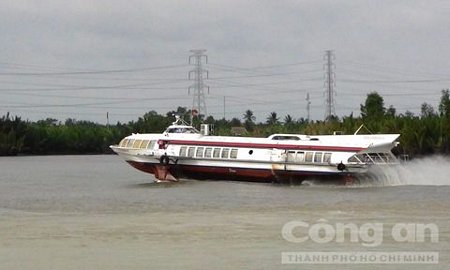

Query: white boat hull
[110,120,400,184]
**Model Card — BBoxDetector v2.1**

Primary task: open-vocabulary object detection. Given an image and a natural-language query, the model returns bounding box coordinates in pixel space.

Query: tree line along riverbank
[1,90,450,157]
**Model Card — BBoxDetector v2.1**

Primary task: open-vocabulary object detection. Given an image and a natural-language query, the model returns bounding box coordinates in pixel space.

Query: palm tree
[284,114,293,125]
[243,109,256,132]
[243,110,256,123]
[266,112,279,125]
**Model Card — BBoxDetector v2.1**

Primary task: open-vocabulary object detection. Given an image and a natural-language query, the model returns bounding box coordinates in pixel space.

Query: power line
[340,60,450,79]
[0,96,189,108]
[208,68,322,80]
[207,59,322,72]
[340,78,450,84]
[0,64,189,76]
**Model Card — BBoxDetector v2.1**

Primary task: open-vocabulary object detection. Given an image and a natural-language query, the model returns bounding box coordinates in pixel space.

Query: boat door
[270,149,287,170]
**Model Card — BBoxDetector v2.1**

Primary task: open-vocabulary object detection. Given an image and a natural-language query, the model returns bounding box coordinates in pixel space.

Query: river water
[0,155,449,269]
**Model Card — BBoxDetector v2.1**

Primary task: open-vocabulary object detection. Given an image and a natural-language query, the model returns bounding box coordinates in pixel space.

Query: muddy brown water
[0,155,449,269]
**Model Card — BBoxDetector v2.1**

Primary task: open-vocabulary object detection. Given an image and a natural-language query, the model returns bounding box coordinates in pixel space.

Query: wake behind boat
[110,116,400,184]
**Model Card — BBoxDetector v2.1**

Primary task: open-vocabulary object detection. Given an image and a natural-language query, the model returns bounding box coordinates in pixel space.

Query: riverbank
[3,90,450,157]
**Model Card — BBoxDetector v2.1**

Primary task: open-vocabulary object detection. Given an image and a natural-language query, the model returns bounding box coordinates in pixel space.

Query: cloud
[1,0,450,123]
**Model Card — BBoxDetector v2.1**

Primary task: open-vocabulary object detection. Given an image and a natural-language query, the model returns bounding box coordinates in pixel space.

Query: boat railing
[348,152,398,165]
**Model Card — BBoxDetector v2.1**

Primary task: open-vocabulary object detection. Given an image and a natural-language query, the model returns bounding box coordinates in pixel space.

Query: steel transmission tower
[324,50,336,120]
[188,49,209,121]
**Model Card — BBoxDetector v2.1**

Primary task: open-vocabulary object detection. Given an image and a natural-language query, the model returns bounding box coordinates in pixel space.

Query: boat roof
[120,116,399,152]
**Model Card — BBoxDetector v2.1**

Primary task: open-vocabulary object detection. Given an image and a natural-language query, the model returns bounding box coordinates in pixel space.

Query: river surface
[0,155,449,269]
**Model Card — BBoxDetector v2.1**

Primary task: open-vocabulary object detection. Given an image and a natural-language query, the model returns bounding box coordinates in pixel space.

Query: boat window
[378,153,388,163]
[380,153,391,163]
[305,152,313,162]
[213,148,221,158]
[140,140,146,148]
[166,127,198,134]
[230,149,238,159]
[133,140,142,148]
[196,147,204,158]
[221,148,230,159]
[355,154,369,163]
[188,147,195,157]
[348,155,360,163]
[126,139,134,148]
[314,152,323,163]
[271,135,300,141]
[296,151,305,163]
[368,153,383,163]
[323,153,332,163]
[359,154,373,163]
[378,153,387,163]
[287,151,296,162]
[179,146,187,157]
[204,148,212,158]
[138,140,145,148]
[148,140,156,149]
[140,140,150,149]
[119,139,128,147]
[167,128,184,133]
[138,140,146,148]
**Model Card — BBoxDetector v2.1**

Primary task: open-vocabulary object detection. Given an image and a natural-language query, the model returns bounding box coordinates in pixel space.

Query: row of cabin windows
[179,146,238,159]
[287,151,332,164]
[119,139,156,149]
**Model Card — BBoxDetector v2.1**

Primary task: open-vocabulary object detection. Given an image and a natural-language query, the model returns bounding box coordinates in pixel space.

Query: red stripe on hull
[178,165,275,182]
[165,139,364,152]
[125,161,351,184]
[127,161,156,174]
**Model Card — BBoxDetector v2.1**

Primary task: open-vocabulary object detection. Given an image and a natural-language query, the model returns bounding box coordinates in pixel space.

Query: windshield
[165,127,198,134]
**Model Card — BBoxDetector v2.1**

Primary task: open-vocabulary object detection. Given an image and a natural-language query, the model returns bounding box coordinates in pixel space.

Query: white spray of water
[361,155,450,186]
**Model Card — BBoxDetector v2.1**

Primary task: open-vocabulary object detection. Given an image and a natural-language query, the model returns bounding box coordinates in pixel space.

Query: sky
[1,0,450,124]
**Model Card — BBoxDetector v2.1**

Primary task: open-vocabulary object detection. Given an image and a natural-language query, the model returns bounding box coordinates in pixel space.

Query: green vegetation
[1,90,450,157]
